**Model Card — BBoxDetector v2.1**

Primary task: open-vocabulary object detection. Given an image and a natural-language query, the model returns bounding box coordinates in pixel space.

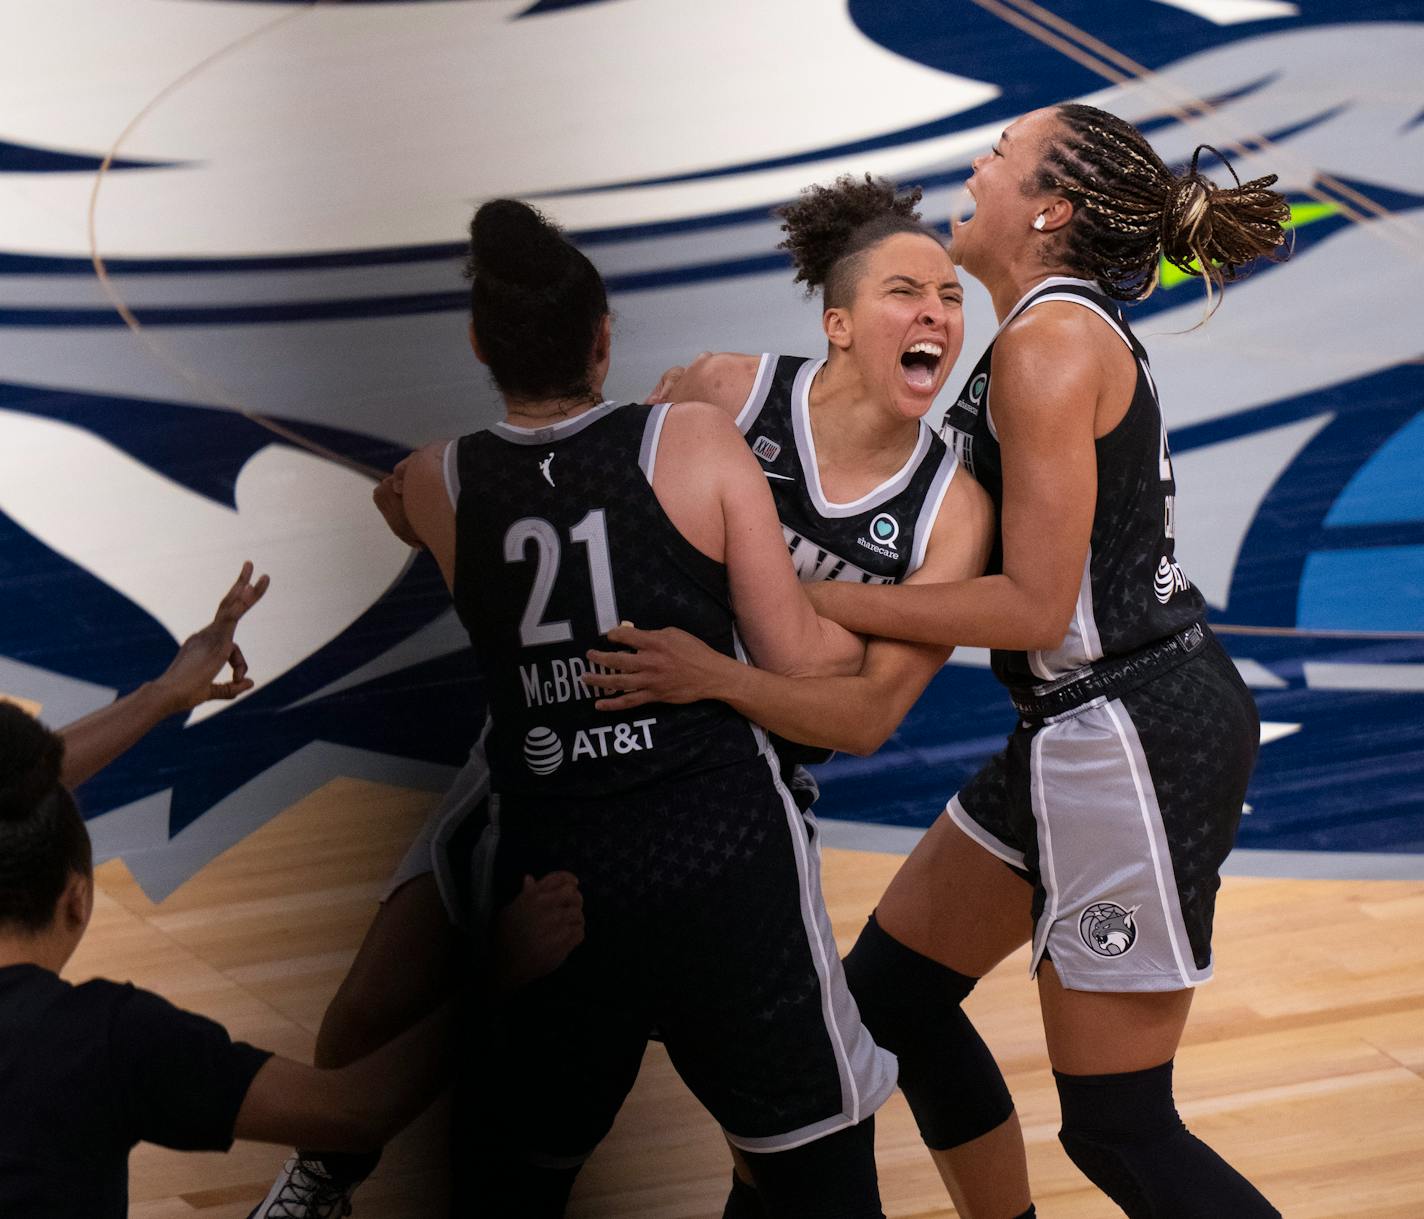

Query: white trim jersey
[937,278,1205,689]
[450,401,765,800]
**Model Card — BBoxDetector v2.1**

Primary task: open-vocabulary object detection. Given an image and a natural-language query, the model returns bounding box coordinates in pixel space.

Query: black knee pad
[842,913,1014,1150]
[740,1116,883,1219]
[1056,1060,1280,1218]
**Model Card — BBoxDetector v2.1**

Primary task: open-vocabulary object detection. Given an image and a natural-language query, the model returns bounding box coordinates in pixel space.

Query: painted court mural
[0,0,1420,898]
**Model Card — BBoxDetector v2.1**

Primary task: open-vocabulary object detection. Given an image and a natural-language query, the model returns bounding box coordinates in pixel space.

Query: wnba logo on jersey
[1080,902,1139,957]
[1154,556,1191,604]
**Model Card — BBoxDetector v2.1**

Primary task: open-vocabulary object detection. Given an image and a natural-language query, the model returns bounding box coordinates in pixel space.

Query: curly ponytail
[777,174,940,307]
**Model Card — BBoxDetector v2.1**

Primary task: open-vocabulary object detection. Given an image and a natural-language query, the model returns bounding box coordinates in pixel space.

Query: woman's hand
[151,561,270,714]
[644,352,709,403]
[372,455,426,549]
[584,623,740,711]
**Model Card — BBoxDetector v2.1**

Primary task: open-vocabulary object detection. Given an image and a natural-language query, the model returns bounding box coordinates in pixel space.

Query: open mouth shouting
[900,339,944,391]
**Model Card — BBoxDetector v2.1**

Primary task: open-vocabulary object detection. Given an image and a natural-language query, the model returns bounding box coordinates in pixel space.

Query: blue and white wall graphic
[1,0,1420,896]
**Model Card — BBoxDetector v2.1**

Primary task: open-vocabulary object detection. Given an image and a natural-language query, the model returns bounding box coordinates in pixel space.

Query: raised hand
[152,560,271,714]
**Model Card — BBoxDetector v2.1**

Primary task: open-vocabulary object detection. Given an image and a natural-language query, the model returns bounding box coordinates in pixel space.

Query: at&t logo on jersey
[1080,902,1139,958]
[1154,556,1190,604]
[521,719,659,774]
[523,726,565,774]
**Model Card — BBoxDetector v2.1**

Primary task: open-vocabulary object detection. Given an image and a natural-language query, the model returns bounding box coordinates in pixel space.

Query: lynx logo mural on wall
[0,0,1419,896]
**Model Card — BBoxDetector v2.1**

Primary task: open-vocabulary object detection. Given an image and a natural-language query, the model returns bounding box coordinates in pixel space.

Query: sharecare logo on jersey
[856,512,900,558]
[1154,555,1190,604]
[523,727,565,774]
[1079,902,1139,957]
[752,435,782,463]
[968,372,987,405]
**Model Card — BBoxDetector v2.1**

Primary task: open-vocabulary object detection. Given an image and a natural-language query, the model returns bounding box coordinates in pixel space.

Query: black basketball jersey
[736,354,960,585]
[937,278,1205,689]
[450,401,763,800]
[735,354,960,767]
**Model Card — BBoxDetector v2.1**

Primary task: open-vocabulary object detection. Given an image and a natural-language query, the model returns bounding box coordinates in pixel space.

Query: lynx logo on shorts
[1079,902,1140,957]
[523,726,565,775]
[752,435,782,463]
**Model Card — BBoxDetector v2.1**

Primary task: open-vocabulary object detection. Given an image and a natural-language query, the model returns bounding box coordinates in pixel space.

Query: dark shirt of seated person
[0,704,449,1219]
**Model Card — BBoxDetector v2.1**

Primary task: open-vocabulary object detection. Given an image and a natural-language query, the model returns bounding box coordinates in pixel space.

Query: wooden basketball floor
[78,778,1424,1217]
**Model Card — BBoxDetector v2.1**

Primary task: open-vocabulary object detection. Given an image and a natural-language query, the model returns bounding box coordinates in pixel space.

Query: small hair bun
[469,199,568,286]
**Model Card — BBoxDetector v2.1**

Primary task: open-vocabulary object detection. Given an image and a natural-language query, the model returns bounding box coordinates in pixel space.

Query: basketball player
[379,197,901,1218]
[591,174,1034,1219]
[0,689,453,1218]
[601,106,1291,1219]
[259,175,998,1219]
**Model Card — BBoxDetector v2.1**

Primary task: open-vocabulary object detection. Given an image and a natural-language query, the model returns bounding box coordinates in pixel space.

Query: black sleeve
[106,983,273,1151]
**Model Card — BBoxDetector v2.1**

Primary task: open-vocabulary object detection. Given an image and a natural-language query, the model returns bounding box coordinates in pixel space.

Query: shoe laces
[261,1158,354,1219]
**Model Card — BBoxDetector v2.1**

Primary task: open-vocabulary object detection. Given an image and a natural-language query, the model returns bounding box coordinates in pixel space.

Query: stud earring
[1032,214,1047,230]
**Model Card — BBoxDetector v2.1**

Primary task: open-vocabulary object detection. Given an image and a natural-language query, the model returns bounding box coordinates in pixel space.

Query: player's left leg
[1032,640,1278,1217]
[1039,965,1279,1217]
[666,760,895,1219]
[740,1116,883,1219]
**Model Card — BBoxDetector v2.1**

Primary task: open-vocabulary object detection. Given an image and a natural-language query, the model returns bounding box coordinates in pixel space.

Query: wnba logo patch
[1079,902,1139,957]
[523,726,564,775]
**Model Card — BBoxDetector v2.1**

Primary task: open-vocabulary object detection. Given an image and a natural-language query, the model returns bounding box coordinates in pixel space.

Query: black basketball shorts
[947,636,1259,992]
[487,752,896,1160]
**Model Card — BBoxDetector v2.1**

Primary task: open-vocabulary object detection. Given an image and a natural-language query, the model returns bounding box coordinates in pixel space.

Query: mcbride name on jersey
[450,402,763,799]
[938,278,1205,690]
[736,354,959,586]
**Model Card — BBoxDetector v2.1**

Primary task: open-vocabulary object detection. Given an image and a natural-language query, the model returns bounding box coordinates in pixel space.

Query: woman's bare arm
[586,472,995,753]
[58,563,269,787]
[234,1005,451,1151]
[651,401,864,678]
[646,351,761,416]
[806,306,1099,650]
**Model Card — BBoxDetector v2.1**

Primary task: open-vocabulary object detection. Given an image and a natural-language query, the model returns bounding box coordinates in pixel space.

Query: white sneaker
[247,1157,357,1219]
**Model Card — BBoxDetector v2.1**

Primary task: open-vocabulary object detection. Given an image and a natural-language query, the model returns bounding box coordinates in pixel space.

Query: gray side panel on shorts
[725,752,898,1152]
[1029,698,1212,992]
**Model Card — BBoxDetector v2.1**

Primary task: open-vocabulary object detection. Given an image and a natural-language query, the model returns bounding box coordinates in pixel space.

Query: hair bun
[1159,145,1290,286]
[469,199,570,286]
